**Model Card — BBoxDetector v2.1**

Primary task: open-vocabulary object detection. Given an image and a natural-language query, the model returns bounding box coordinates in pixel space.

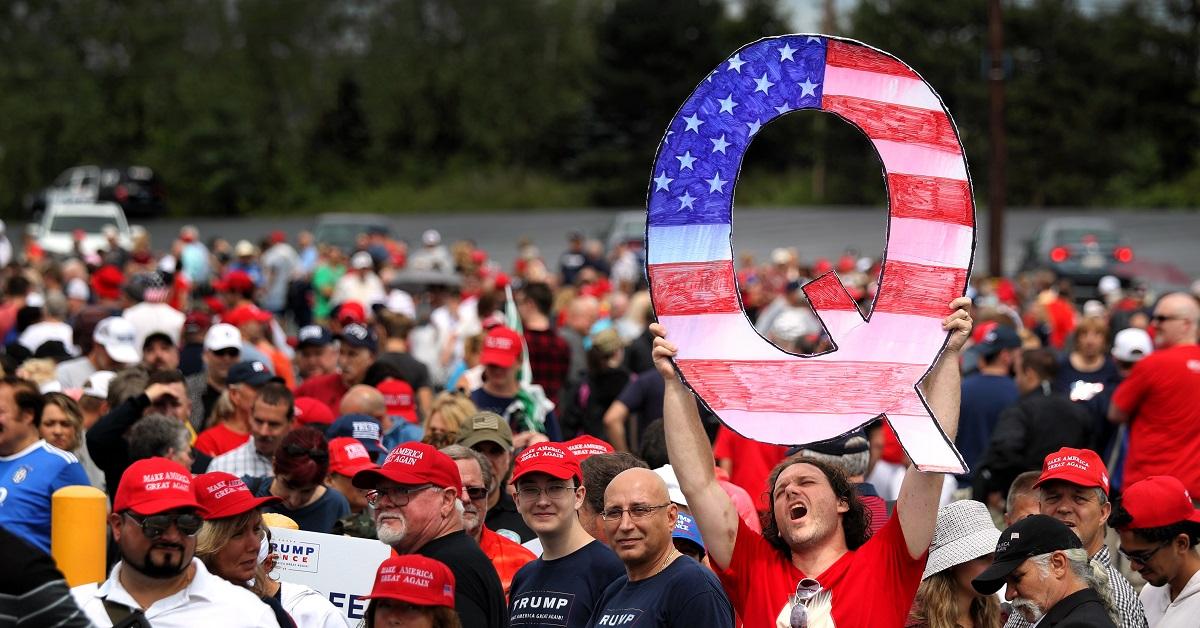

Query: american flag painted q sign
[645,35,976,473]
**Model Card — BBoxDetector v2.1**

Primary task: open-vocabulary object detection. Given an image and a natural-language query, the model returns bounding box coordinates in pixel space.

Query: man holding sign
[653,298,971,627]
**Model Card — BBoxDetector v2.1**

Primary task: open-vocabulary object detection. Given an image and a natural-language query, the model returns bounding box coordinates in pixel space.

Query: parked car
[1020,217,1134,296]
[33,202,133,257]
[25,165,166,217]
[314,213,392,253]
[604,210,646,253]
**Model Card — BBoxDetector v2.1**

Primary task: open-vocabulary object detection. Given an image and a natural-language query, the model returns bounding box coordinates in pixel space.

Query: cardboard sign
[645,35,974,473]
[269,526,392,621]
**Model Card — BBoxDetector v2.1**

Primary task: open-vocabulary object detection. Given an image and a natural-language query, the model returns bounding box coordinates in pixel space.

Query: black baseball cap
[971,515,1083,594]
[227,360,282,387]
[338,323,378,353]
[297,325,334,348]
[977,325,1021,357]
[787,429,869,457]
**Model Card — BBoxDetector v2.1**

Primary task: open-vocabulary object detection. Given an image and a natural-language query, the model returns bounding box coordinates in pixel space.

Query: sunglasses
[124,511,203,538]
[464,486,489,501]
[283,443,329,463]
[1150,314,1184,324]
[789,578,822,628]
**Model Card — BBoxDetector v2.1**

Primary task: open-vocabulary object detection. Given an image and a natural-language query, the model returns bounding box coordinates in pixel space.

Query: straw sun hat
[922,500,1002,580]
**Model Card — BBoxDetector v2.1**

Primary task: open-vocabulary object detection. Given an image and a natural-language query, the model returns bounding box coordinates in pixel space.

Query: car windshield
[1055,228,1118,246]
[49,215,118,234]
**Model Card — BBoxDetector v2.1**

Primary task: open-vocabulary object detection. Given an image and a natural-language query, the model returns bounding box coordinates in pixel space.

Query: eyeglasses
[366,484,435,507]
[124,511,203,539]
[1120,541,1171,565]
[516,484,577,502]
[212,348,240,358]
[464,485,489,501]
[789,578,822,628]
[1151,314,1184,325]
[599,503,671,521]
[283,443,329,463]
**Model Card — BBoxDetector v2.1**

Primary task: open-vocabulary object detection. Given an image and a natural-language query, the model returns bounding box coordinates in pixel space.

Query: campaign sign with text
[645,35,975,473]
[269,526,392,621]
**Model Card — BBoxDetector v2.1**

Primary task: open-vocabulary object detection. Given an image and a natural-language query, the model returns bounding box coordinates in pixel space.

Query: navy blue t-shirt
[244,476,349,534]
[1053,354,1120,399]
[955,374,1018,486]
[587,555,733,628]
[509,540,625,627]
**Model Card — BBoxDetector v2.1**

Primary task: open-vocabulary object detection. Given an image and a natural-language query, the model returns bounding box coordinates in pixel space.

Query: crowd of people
[0,222,1197,627]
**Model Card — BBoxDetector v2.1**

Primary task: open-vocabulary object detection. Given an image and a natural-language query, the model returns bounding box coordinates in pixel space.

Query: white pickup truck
[33,202,133,257]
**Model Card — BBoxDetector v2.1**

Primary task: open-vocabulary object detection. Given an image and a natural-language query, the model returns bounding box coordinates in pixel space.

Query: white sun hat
[923,499,1002,580]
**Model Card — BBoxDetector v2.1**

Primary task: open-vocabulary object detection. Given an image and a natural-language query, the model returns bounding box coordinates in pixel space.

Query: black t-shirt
[588,555,734,628]
[509,540,625,628]
[417,530,509,628]
[377,351,432,390]
[486,490,535,544]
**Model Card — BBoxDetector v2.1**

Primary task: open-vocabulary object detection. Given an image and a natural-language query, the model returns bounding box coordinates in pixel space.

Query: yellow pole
[51,485,108,587]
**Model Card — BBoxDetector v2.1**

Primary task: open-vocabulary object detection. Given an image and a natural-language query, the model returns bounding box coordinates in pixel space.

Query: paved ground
[18,206,1200,287]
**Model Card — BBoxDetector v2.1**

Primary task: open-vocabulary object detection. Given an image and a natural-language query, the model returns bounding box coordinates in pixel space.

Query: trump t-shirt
[716,507,925,627]
[509,540,624,627]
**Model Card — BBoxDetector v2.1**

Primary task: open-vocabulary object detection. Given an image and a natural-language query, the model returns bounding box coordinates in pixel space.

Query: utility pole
[987,0,1007,277]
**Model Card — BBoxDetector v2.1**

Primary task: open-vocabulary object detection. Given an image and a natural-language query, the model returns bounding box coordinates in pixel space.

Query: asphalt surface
[19,207,1200,287]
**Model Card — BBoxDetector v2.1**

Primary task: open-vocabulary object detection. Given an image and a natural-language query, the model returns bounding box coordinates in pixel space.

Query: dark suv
[26,165,166,217]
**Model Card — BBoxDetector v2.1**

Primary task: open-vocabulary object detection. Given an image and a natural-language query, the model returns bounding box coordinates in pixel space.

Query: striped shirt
[1003,545,1147,628]
[206,440,273,478]
[0,526,92,628]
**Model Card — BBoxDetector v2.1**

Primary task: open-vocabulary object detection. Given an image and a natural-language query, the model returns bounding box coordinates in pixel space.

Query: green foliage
[0,0,1195,216]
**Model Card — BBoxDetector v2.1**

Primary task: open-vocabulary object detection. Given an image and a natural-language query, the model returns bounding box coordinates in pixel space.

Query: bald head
[603,467,678,577]
[567,296,599,334]
[605,467,670,506]
[340,385,385,419]
[1153,292,1200,348]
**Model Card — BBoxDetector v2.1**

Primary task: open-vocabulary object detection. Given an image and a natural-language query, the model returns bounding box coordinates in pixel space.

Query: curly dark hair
[1111,500,1200,548]
[760,454,872,556]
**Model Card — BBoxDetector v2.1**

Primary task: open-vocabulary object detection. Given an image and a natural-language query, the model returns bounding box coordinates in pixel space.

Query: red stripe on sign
[803,273,860,312]
[824,96,960,152]
[825,40,919,80]
[678,359,927,413]
[888,174,974,227]
[873,260,968,318]
[648,260,740,316]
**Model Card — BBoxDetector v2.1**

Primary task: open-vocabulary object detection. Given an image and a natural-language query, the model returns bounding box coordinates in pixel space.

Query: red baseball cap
[270,230,287,244]
[91,265,125,301]
[294,397,335,427]
[511,442,582,485]
[1034,447,1111,495]
[220,270,256,294]
[563,435,614,460]
[337,301,367,325]
[378,378,418,423]
[193,472,281,520]
[480,326,522,368]
[363,555,455,608]
[328,437,380,478]
[352,442,463,492]
[113,457,206,515]
[223,303,273,328]
[1117,476,1200,530]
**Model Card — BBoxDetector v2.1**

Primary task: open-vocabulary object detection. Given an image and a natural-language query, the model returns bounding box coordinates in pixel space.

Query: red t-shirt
[713,426,789,510]
[294,373,349,413]
[479,526,536,600]
[1112,344,1200,494]
[717,509,925,627]
[194,423,250,457]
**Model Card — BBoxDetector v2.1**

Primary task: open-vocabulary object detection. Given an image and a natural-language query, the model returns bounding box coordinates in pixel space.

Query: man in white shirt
[71,456,280,627]
[207,382,294,478]
[1113,475,1200,628]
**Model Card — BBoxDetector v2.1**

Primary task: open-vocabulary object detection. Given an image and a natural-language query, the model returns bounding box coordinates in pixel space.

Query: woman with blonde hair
[41,392,105,486]
[193,471,295,627]
[907,500,1003,628]
[420,392,477,449]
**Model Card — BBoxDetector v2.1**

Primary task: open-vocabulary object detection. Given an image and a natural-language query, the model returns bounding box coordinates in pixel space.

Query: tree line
[0,0,1196,217]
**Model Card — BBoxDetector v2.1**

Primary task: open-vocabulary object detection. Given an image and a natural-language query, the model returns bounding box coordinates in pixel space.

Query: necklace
[647,548,680,579]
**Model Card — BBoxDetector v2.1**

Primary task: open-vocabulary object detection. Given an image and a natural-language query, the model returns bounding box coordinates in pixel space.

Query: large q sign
[646,36,974,473]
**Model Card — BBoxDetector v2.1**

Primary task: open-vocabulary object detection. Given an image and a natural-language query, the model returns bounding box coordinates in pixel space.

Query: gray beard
[376,518,408,548]
[1012,598,1044,623]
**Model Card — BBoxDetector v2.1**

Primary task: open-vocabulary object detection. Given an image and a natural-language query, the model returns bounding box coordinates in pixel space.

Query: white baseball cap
[82,371,116,399]
[653,464,688,507]
[66,278,90,301]
[422,229,441,246]
[1112,328,1153,363]
[204,323,243,352]
[350,251,374,270]
[385,289,416,319]
[93,317,139,365]
[1098,275,1122,297]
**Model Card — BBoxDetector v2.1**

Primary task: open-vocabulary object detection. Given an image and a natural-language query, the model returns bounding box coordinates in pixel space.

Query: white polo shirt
[1140,568,1200,628]
[71,558,281,628]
